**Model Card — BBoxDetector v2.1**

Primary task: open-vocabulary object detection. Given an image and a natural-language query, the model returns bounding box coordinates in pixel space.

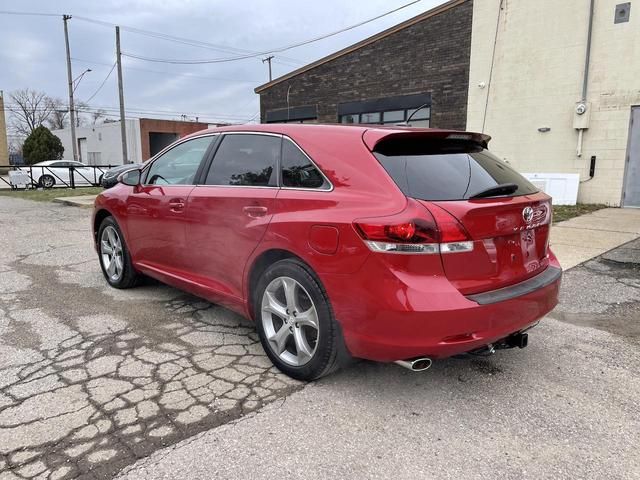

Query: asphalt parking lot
[1,197,639,479]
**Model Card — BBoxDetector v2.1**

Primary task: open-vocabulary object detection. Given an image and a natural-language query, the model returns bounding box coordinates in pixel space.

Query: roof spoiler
[363,129,492,151]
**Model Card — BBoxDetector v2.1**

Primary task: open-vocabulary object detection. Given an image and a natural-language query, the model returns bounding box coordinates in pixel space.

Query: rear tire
[39,175,55,189]
[254,258,349,381]
[97,216,139,289]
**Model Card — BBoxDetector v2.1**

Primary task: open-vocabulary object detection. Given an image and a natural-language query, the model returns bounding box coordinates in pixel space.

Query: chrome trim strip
[220,131,283,138]
[194,184,279,190]
[139,130,335,192]
[194,131,334,192]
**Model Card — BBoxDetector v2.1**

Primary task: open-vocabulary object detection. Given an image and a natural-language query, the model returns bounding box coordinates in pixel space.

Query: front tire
[98,217,139,289]
[254,259,348,381]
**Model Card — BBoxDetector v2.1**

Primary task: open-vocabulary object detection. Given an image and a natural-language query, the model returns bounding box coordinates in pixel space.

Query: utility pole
[115,26,128,163]
[63,15,78,161]
[262,56,274,82]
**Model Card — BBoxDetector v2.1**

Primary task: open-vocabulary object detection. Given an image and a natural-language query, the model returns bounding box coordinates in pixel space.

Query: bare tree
[91,109,106,126]
[74,101,91,127]
[47,98,69,130]
[7,89,57,136]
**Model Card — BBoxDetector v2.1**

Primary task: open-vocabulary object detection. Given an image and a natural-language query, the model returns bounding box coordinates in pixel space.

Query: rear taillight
[353,199,473,255]
[428,204,471,243]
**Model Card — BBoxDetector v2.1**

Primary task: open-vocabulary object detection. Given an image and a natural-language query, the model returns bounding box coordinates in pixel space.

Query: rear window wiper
[469,183,519,199]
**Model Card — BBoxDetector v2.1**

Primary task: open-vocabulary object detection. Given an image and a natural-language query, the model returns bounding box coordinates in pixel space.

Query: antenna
[396,103,430,127]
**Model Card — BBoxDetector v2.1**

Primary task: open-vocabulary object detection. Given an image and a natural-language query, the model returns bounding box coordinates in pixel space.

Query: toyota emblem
[522,206,534,224]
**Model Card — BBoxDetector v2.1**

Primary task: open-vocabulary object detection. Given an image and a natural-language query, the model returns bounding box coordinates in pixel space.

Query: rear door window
[374,139,538,201]
[205,134,279,187]
[281,139,330,189]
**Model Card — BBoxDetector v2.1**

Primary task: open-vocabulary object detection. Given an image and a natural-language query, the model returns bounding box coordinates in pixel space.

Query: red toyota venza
[93,124,561,380]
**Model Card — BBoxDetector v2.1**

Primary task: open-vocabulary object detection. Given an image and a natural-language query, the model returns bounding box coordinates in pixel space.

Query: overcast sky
[1,0,446,126]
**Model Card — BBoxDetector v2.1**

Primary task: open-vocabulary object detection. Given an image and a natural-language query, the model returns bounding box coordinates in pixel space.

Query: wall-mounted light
[478,81,487,89]
[538,127,551,133]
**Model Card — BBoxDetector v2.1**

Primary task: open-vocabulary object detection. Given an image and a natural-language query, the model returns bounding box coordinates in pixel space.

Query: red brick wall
[139,118,210,160]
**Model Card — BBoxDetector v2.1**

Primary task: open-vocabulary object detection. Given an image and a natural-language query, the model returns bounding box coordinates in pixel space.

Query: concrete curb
[550,207,640,270]
[52,195,97,208]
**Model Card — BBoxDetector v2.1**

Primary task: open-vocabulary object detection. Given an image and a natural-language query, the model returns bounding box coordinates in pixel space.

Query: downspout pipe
[582,0,595,102]
[577,0,595,157]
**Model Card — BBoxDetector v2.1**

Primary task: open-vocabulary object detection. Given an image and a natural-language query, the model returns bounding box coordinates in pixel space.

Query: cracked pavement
[0,197,301,479]
[550,237,640,341]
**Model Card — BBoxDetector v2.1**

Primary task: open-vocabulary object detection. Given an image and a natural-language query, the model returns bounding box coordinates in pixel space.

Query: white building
[467,0,640,207]
[53,120,140,166]
[52,118,212,166]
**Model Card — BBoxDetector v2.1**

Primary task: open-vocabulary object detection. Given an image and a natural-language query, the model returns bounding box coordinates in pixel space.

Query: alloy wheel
[41,176,54,188]
[261,276,319,366]
[100,226,124,282]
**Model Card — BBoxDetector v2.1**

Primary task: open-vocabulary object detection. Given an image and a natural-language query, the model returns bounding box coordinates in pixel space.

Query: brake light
[355,219,436,244]
[353,199,473,255]
[387,222,415,241]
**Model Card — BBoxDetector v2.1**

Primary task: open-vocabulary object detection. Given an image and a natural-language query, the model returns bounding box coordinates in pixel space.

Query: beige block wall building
[0,92,9,167]
[467,0,640,206]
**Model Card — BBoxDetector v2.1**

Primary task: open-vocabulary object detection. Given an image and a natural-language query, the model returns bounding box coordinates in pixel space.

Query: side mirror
[119,169,141,186]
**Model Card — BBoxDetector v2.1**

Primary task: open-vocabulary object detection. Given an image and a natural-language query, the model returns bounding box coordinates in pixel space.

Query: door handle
[243,206,268,218]
[169,198,186,212]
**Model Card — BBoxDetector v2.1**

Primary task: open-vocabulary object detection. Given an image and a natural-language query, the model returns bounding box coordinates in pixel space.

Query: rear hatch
[369,130,552,295]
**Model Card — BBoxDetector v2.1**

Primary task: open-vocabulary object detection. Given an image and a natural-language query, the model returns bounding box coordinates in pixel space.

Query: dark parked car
[101,163,143,189]
[92,124,561,381]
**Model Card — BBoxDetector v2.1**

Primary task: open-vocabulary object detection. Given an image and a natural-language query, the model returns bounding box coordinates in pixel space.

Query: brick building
[255,0,472,130]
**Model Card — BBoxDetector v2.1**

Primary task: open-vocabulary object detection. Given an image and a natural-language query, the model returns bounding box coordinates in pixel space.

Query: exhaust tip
[394,357,432,372]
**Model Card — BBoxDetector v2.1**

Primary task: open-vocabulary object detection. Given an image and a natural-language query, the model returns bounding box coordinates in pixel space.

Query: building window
[340,107,430,126]
[275,118,318,124]
[265,105,318,124]
[338,93,432,127]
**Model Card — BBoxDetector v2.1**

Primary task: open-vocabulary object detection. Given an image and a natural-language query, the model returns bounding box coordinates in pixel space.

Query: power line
[272,58,303,68]
[0,10,61,17]
[0,9,302,66]
[73,110,245,124]
[71,57,262,83]
[2,1,421,68]
[121,0,421,64]
[83,62,116,104]
[74,108,254,124]
[4,102,256,120]
[71,15,303,65]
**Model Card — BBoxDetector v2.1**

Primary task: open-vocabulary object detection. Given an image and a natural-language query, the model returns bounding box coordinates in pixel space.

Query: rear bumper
[465,266,562,305]
[321,255,562,362]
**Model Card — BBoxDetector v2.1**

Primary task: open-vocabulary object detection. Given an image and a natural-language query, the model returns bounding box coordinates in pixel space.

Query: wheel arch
[93,208,113,244]
[245,248,313,321]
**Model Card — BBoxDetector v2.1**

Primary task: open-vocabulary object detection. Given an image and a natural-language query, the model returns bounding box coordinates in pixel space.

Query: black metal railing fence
[0,165,118,190]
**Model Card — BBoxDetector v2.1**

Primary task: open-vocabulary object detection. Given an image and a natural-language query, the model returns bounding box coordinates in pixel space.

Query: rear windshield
[374,139,538,201]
